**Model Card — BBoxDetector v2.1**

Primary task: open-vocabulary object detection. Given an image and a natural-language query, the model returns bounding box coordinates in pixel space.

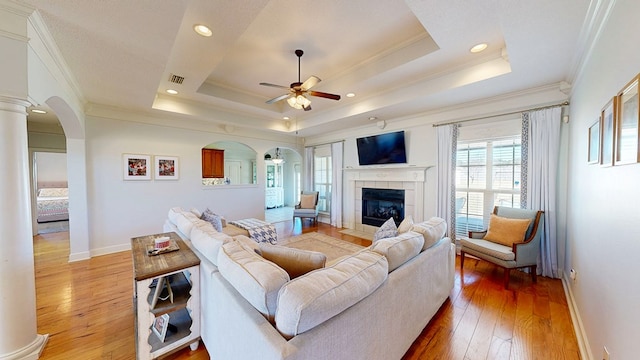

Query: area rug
[278,232,366,262]
[338,229,374,241]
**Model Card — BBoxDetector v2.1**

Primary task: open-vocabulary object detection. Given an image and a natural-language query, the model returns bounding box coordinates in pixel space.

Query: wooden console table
[131,232,200,360]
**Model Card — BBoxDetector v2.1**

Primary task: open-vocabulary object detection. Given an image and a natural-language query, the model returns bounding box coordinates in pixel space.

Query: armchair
[292,191,319,224]
[460,206,544,289]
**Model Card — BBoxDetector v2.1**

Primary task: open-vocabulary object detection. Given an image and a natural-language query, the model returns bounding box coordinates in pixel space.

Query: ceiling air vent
[169,74,185,84]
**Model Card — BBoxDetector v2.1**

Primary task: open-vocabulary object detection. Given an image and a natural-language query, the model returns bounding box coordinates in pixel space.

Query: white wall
[34,152,67,184]
[85,116,299,255]
[566,0,640,358]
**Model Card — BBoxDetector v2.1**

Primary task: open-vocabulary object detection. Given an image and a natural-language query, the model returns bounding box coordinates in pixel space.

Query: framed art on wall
[615,74,639,165]
[588,119,600,164]
[600,98,615,167]
[155,156,179,180]
[123,154,151,180]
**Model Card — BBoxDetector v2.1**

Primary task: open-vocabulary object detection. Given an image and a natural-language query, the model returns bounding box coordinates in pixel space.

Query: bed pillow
[484,214,531,247]
[258,244,326,279]
[37,188,68,197]
[373,217,398,242]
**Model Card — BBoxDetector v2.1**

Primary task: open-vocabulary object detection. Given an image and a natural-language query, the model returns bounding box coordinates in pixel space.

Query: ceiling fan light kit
[261,49,341,111]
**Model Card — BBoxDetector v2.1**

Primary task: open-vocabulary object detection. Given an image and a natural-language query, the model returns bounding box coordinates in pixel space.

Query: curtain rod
[432,101,570,127]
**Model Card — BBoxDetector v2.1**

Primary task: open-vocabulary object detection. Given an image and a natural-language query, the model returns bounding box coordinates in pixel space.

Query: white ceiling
[22,0,590,137]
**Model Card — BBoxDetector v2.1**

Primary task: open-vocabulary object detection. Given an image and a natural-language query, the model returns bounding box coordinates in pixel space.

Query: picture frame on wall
[614,74,639,165]
[600,98,615,167]
[123,154,151,180]
[155,156,179,180]
[588,119,600,164]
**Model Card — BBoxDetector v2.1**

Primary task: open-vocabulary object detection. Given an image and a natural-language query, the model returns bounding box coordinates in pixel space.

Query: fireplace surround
[343,166,430,234]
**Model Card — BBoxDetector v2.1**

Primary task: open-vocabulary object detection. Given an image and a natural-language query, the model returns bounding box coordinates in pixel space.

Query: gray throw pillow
[374,217,398,242]
[201,208,223,232]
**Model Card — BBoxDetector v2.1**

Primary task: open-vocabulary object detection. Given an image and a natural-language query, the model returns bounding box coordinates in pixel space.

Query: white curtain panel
[304,146,314,191]
[330,142,343,228]
[526,107,562,278]
[436,124,458,239]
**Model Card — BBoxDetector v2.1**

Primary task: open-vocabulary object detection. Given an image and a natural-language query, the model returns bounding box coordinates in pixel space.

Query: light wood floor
[34,220,579,360]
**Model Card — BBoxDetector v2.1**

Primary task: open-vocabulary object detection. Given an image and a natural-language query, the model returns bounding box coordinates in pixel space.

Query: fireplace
[362,188,405,227]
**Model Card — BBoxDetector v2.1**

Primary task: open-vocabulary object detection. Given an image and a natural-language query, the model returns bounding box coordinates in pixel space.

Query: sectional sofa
[163,208,455,360]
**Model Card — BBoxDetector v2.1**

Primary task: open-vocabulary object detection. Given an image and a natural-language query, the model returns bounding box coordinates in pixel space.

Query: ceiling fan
[260,49,341,111]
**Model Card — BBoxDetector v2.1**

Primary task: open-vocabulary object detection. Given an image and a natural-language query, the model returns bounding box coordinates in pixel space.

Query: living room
[2,0,639,359]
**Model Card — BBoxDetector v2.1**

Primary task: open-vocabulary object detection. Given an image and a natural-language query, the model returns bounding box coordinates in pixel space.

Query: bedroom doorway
[33,151,69,234]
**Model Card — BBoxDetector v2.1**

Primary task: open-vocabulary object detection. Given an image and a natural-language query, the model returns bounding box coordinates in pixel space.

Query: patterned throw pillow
[373,217,398,242]
[201,208,223,232]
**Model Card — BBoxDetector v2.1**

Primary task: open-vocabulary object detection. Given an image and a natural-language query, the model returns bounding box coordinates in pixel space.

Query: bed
[36,182,69,223]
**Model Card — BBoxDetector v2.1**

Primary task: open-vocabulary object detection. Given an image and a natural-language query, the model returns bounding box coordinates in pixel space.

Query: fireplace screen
[361,188,405,227]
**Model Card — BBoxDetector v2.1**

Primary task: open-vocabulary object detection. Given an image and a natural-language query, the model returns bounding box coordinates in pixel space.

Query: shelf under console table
[131,232,201,360]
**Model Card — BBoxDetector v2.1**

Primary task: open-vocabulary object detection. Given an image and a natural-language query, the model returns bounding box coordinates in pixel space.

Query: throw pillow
[483,214,532,247]
[397,215,414,234]
[299,194,316,209]
[259,244,326,279]
[200,208,223,232]
[373,217,398,242]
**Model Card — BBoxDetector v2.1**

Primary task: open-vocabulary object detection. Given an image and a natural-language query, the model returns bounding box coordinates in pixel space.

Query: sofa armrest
[468,230,487,239]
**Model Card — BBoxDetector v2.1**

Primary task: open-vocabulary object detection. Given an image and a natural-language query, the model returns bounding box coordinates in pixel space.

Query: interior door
[225,160,242,184]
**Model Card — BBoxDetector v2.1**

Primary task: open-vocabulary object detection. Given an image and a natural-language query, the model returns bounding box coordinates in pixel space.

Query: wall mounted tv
[356,130,407,166]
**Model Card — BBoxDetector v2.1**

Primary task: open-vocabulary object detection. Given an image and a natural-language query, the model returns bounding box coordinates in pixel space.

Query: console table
[131,232,200,360]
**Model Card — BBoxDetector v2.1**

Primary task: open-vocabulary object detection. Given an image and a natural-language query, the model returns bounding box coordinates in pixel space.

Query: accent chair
[293,191,319,224]
[460,206,544,289]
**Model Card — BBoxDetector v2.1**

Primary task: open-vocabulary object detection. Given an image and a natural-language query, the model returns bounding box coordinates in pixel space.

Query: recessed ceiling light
[368,116,377,121]
[31,109,47,114]
[166,89,178,95]
[470,43,488,53]
[193,24,212,37]
[346,93,356,98]
[283,116,290,120]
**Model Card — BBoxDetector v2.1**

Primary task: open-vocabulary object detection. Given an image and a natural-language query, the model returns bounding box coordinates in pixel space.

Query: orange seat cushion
[299,194,316,209]
[483,214,531,247]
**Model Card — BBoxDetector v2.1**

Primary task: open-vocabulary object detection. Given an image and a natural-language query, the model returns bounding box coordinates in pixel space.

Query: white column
[0,99,48,359]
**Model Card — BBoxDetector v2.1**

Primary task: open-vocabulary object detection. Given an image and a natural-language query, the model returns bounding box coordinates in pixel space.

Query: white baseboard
[68,251,90,262]
[561,273,594,360]
[90,243,131,258]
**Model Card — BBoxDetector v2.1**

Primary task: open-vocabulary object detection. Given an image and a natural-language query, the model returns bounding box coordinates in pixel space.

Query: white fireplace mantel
[342,166,432,233]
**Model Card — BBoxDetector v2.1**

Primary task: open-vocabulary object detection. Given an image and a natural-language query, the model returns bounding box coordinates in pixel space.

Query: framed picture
[152,313,170,342]
[600,98,615,167]
[588,119,600,164]
[123,154,151,180]
[615,74,639,165]
[155,156,179,180]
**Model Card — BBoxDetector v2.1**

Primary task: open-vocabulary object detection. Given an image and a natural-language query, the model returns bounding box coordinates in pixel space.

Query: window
[455,137,521,238]
[313,146,332,213]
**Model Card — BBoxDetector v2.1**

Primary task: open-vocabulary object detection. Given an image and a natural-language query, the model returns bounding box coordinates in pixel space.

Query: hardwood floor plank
[35,221,580,360]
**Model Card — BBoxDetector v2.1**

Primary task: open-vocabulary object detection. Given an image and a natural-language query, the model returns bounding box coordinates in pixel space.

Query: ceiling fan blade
[266,93,291,104]
[260,82,291,90]
[308,91,341,101]
[301,76,321,91]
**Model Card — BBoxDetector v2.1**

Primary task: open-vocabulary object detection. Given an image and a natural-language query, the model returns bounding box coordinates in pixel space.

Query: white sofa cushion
[370,231,424,272]
[167,207,186,225]
[218,239,289,322]
[190,225,233,266]
[175,211,200,238]
[411,217,447,251]
[397,215,414,234]
[275,250,388,338]
[259,244,326,279]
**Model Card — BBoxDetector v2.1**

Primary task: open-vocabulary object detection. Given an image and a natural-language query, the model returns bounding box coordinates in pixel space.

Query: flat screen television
[356,130,407,165]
